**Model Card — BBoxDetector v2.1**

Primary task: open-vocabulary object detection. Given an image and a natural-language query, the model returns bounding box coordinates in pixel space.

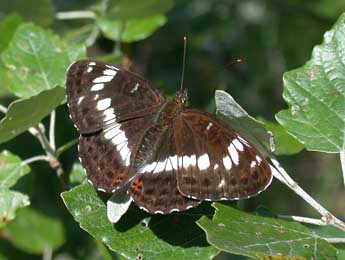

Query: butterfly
[66,60,272,214]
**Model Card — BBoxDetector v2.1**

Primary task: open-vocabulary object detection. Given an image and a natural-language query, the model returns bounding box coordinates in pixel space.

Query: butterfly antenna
[223,58,243,71]
[180,36,187,91]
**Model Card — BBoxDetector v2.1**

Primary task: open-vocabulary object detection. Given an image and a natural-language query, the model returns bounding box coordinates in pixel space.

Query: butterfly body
[66,60,272,214]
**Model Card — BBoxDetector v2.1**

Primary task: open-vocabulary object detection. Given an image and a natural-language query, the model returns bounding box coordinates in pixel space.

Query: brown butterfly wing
[66,60,166,192]
[174,109,272,201]
[66,60,165,134]
[128,127,201,214]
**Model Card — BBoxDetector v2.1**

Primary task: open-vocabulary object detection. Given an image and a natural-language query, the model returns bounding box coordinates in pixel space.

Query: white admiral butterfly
[66,60,272,214]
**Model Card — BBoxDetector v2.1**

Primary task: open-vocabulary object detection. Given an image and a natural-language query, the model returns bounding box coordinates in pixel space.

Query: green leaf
[0,150,30,189]
[69,163,86,187]
[0,189,29,228]
[62,182,219,260]
[197,203,338,259]
[0,151,30,228]
[258,118,304,155]
[275,14,345,153]
[96,15,166,42]
[0,0,54,26]
[215,90,271,155]
[105,0,174,20]
[0,87,65,144]
[4,207,65,254]
[0,14,23,53]
[1,23,86,98]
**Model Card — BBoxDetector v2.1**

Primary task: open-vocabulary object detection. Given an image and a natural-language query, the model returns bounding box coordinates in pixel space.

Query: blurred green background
[0,0,344,259]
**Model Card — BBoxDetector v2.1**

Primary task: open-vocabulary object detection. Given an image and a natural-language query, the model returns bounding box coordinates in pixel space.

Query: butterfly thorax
[155,89,187,125]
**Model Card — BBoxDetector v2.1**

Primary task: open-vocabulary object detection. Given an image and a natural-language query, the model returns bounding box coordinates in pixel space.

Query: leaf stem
[270,156,345,231]
[55,11,96,20]
[340,150,345,187]
[21,155,51,165]
[49,110,56,151]
[278,215,327,226]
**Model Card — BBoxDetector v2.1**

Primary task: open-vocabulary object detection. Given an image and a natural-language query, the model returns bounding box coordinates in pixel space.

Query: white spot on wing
[140,162,157,173]
[77,96,84,105]
[218,179,225,188]
[256,155,262,164]
[106,64,119,71]
[238,136,249,146]
[91,83,104,91]
[104,124,120,140]
[87,66,93,73]
[250,161,256,168]
[89,61,96,66]
[93,75,114,83]
[103,108,116,121]
[232,139,244,151]
[228,143,239,166]
[96,98,111,110]
[111,129,127,145]
[206,122,213,131]
[103,69,117,76]
[222,156,232,170]
[198,154,210,170]
[130,83,140,93]
[182,155,196,168]
[153,161,166,174]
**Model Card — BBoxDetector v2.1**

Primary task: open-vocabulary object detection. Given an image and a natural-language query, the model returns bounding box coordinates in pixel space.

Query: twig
[278,215,327,226]
[340,150,345,187]
[270,156,345,231]
[0,104,7,113]
[0,103,69,190]
[55,11,96,20]
[21,155,51,166]
[49,110,56,151]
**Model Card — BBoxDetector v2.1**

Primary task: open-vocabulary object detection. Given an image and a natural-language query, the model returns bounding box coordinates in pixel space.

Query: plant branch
[55,11,96,20]
[21,155,51,165]
[270,156,345,231]
[340,150,345,187]
[49,110,56,151]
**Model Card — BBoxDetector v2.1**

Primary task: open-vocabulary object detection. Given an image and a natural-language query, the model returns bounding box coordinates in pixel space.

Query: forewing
[66,60,165,134]
[174,109,272,201]
[128,129,201,214]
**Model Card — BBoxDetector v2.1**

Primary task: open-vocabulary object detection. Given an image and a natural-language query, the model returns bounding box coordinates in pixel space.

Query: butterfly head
[175,89,188,106]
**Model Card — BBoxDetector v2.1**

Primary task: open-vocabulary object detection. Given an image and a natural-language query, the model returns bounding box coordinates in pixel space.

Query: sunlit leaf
[1,23,86,98]
[276,14,345,153]
[197,203,338,259]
